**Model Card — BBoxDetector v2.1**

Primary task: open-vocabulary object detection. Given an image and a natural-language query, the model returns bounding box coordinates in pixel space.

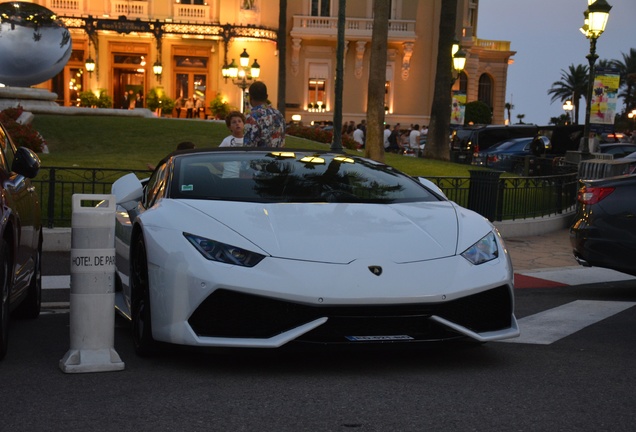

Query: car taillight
[577,186,615,205]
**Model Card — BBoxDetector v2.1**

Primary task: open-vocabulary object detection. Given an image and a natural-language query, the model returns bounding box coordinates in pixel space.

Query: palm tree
[547,64,588,125]
[516,113,525,124]
[504,102,514,124]
[423,0,457,161]
[364,0,389,162]
[611,48,636,112]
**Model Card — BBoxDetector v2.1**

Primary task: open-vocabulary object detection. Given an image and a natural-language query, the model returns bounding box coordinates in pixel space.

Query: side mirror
[12,146,41,179]
[417,177,448,199]
[112,173,143,211]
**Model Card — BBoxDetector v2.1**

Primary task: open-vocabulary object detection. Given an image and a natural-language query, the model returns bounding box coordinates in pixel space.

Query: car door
[0,125,40,297]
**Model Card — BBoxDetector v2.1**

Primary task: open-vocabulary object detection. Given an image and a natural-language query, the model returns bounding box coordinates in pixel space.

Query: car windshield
[170,150,440,204]
[489,138,531,151]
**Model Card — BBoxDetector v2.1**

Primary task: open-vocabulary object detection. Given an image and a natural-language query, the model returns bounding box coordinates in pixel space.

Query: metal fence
[33,166,579,228]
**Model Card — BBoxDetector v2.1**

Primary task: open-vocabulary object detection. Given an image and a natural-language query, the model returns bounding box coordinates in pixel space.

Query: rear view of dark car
[451,125,538,164]
[570,174,636,276]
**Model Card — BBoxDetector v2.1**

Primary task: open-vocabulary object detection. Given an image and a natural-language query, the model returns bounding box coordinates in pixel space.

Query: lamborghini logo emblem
[368,266,382,276]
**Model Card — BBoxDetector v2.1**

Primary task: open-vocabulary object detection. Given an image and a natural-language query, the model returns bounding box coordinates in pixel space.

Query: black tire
[0,239,11,360]
[13,238,42,320]
[131,236,157,356]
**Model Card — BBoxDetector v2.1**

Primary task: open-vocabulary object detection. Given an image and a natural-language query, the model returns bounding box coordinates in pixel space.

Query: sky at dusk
[477,0,636,126]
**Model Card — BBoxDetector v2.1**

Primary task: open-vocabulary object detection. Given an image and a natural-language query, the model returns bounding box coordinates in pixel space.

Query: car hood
[177,200,463,264]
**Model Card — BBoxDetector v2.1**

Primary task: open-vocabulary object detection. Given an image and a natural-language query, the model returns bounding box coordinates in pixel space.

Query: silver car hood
[178,200,462,264]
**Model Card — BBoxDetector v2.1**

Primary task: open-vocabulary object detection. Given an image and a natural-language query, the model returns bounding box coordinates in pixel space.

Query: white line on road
[500,300,636,345]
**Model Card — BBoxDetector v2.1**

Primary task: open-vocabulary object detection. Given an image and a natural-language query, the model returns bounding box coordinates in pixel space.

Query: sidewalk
[504,228,636,288]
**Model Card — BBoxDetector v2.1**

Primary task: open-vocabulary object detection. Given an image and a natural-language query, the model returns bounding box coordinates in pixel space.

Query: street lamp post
[581,0,612,156]
[562,100,574,125]
[628,109,636,129]
[222,48,261,113]
[451,49,467,86]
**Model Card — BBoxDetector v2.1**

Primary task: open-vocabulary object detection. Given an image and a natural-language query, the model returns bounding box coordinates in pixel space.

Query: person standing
[174,97,183,118]
[219,111,245,147]
[353,123,365,149]
[185,97,194,118]
[244,81,285,147]
[383,124,392,149]
[409,124,421,151]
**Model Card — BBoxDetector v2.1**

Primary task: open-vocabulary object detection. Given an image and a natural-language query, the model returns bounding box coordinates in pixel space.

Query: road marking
[500,300,636,345]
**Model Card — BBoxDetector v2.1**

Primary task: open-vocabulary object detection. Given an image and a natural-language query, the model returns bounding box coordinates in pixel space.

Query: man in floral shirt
[244,81,286,147]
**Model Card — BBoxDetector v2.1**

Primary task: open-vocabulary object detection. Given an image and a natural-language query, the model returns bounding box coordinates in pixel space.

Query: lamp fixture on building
[153,60,163,83]
[580,0,612,156]
[562,100,574,125]
[451,49,467,85]
[85,56,96,78]
[221,49,261,113]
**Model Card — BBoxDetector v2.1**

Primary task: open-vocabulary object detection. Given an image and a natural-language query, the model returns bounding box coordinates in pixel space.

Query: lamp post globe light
[562,100,574,125]
[581,0,612,156]
[221,49,261,113]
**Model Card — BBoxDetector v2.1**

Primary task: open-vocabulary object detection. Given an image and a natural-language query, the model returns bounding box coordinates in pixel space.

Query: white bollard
[60,194,124,373]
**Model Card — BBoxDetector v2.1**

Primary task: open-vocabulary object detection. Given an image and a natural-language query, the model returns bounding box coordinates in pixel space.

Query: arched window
[478,74,493,109]
[459,71,468,94]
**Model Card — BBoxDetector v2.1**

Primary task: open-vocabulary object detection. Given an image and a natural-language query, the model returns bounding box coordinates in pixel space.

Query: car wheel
[13,239,42,319]
[131,236,156,356]
[0,239,11,360]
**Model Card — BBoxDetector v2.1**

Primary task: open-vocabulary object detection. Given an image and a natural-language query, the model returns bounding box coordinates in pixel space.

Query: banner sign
[590,68,620,128]
[451,91,466,126]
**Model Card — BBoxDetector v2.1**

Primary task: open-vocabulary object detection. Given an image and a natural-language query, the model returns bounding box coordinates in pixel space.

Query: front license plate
[345,335,414,342]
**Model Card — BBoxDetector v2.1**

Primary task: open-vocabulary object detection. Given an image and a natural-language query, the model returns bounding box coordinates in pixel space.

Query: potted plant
[209,93,232,119]
[146,88,175,116]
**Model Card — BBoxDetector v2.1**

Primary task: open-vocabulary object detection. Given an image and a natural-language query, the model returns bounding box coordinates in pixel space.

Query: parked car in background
[451,124,584,165]
[570,174,636,277]
[451,125,537,164]
[471,136,551,174]
[598,143,636,159]
[0,122,43,360]
[112,148,519,356]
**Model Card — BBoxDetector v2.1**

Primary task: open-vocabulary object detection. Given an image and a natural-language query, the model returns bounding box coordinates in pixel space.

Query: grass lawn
[32,114,477,177]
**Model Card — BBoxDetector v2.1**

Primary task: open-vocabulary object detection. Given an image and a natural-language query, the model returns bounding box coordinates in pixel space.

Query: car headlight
[461,231,499,265]
[184,233,266,267]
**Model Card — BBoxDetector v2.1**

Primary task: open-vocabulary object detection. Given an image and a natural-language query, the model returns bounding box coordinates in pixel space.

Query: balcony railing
[173,3,211,23]
[47,0,84,15]
[33,167,578,228]
[291,16,416,40]
[474,38,511,51]
[111,0,149,18]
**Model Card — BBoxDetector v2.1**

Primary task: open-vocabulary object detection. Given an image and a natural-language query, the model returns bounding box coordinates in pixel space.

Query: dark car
[451,125,537,164]
[570,174,636,277]
[471,136,551,174]
[0,121,43,360]
[598,143,636,159]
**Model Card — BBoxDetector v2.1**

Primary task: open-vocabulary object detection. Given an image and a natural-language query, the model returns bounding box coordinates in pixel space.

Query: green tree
[611,48,636,112]
[423,0,457,161]
[547,64,588,125]
[465,101,492,125]
[364,0,389,162]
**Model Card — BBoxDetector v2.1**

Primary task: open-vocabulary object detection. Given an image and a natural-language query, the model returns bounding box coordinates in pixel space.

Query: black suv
[451,125,537,164]
[451,124,584,164]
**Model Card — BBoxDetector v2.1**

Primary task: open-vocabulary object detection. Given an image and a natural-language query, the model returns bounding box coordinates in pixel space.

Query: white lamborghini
[112,148,519,355]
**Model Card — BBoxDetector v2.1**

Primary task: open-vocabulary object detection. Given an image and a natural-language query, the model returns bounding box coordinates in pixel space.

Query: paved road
[3,278,636,431]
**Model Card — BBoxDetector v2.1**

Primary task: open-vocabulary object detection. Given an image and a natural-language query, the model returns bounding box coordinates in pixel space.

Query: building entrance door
[114,69,145,109]
[175,72,207,118]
